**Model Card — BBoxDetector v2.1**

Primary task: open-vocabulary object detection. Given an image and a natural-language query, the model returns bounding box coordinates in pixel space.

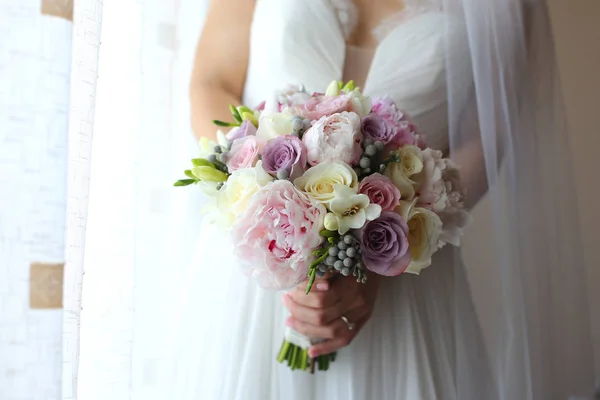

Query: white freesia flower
[294,161,358,205]
[325,185,381,234]
[216,161,274,227]
[256,109,294,141]
[397,198,443,274]
[325,80,341,96]
[385,145,424,199]
[216,129,230,148]
[346,88,372,117]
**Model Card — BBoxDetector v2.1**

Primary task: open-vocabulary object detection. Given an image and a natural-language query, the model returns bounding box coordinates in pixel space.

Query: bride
[168,0,596,399]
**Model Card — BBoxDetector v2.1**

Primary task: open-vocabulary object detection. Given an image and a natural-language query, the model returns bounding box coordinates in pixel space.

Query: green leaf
[229,105,243,124]
[191,158,214,168]
[212,119,238,127]
[184,170,195,179]
[174,179,197,187]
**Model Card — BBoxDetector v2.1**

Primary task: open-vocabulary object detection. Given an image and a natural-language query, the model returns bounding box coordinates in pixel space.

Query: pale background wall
[548,0,600,373]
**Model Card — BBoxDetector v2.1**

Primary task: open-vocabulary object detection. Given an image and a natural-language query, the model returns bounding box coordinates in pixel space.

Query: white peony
[302,111,363,166]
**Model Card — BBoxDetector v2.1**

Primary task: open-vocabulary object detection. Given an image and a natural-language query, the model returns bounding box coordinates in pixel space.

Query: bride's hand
[282,274,381,358]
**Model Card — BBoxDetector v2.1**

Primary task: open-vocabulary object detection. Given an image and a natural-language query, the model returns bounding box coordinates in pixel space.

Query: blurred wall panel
[0,0,72,398]
[547,0,600,374]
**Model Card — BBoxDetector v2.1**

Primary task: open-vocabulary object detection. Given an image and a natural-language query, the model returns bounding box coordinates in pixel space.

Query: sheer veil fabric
[443,0,596,398]
[150,0,598,399]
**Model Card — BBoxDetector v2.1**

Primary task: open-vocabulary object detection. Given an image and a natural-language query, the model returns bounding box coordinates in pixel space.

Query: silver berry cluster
[208,145,230,190]
[291,115,311,138]
[357,139,385,177]
[316,234,367,283]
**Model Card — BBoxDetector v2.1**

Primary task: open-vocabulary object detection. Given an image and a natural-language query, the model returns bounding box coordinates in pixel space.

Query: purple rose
[359,173,401,211]
[358,211,410,276]
[227,119,257,141]
[360,114,396,144]
[261,135,307,179]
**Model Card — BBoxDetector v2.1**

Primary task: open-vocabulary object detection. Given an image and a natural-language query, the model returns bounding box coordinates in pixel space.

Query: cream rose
[256,109,294,141]
[293,161,358,205]
[385,145,424,199]
[397,199,443,274]
[217,161,274,226]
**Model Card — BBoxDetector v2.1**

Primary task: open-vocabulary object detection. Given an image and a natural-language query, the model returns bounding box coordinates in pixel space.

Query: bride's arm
[190,0,255,141]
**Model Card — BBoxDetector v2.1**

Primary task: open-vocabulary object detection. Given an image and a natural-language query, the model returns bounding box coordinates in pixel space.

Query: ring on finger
[340,315,356,331]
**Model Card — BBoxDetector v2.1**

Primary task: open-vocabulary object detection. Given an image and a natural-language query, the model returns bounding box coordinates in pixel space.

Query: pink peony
[302,111,363,166]
[231,180,326,289]
[413,148,448,212]
[292,94,350,121]
[371,96,420,146]
[226,136,261,172]
[358,173,401,212]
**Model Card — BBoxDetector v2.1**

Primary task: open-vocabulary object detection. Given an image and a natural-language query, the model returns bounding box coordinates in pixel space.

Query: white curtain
[62,0,209,398]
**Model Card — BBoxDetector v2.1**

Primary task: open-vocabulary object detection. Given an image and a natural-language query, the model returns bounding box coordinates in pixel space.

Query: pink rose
[292,94,350,121]
[302,111,363,166]
[231,180,326,290]
[226,136,261,172]
[358,173,401,212]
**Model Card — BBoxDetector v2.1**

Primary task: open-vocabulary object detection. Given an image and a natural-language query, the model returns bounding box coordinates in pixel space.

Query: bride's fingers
[284,316,346,339]
[308,312,370,357]
[282,292,355,326]
[295,271,336,292]
[287,287,339,308]
[283,292,367,327]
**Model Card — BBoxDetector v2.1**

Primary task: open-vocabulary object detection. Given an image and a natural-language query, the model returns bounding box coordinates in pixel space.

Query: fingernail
[308,349,318,358]
[285,317,294,328]
[281,294,289,304]
[316,282,329,291]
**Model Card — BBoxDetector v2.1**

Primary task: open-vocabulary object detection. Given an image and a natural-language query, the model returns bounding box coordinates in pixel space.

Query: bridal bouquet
[175,80,470,373]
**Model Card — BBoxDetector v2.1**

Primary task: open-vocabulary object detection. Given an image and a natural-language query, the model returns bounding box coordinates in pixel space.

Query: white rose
[397,199,443,274]
[256,109,294,141]
[347,89,372,117]
[385,145,424,199]
[217,161,274,226]
[293,161,358,205]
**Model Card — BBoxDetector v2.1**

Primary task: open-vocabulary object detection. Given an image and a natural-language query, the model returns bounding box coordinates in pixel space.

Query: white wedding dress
[175,1,493,399]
